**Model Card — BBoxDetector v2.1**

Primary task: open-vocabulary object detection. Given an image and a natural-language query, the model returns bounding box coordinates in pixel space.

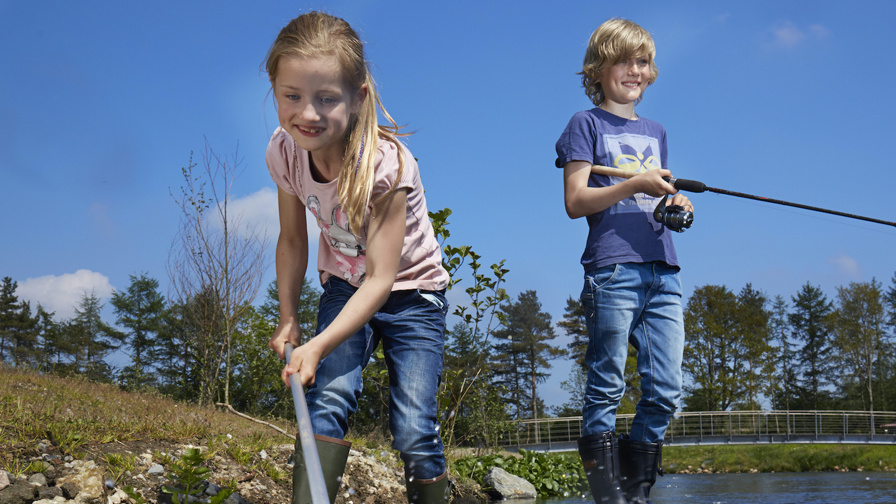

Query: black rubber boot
[618,434,663,504]
[292,434,351,504]
[577,431,628,504]
[406,470,452,503]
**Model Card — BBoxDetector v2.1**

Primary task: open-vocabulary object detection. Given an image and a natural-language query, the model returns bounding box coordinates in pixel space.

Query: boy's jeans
[306,277,448,480]
[580,262,684,443]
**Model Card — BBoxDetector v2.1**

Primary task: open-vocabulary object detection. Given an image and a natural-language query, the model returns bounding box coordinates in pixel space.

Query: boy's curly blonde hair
[580,18,659,107]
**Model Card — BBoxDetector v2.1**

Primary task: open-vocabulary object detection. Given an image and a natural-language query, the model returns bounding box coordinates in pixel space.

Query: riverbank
[0,367,487,503]
[662,444,896,473]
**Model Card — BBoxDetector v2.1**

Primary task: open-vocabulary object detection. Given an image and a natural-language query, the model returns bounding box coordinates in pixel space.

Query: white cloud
[17,269,114,320]
[829,254,861,278]
[214,186,321,253]
[773,22,806,49]
[770,21,830,50]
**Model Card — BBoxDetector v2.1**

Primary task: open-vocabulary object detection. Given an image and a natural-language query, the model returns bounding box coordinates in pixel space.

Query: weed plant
[454,449,586,499]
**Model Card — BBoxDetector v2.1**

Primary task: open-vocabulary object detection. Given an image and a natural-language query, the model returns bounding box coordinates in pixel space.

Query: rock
[483,467,537,500]
[28,473,48,487]
[259,450,268,460]
[0,471,9,491]
[60,481,80,499]
[56,460,104,504]
[0,480,36,504]
[147,464,165,476]
[37,486,63,500]
[224,492,252,504]
[107,489,129,504]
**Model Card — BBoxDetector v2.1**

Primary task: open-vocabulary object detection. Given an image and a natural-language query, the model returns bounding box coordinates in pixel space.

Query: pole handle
[285,343,329,504]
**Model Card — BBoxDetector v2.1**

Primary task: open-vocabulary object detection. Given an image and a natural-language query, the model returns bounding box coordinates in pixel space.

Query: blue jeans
[580,262,684,443]
[306,277,448,480]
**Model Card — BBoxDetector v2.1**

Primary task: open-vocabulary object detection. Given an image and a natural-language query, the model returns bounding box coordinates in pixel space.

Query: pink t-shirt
[266,127,449,291]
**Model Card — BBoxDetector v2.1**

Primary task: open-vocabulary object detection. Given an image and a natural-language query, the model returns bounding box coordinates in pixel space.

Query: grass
[0,365,295,481]
[662,444,896,473]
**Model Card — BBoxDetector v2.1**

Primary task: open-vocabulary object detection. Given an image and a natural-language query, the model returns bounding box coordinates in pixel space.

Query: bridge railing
[499,410,896,449]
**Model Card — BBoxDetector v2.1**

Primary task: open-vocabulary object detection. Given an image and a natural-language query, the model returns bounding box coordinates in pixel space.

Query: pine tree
[491,290,563,420]
[0,277,20,363]
[67,292,125,382]
[111,273,166,391]
[789,282,834,409]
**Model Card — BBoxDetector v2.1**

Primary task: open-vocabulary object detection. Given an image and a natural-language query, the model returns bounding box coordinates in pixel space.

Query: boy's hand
[633,169,677,197]
[668,193,694,213]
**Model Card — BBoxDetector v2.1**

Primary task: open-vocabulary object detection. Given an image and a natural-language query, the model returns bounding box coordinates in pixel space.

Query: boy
[554,18,693,504]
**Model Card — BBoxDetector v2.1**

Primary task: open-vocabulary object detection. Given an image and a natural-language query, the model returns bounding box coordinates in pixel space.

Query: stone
[56,460,104,504]
[483,466,537,500]
[0,471,9,491]
[28,472,48,487]
[37,486,63,500]
[0,480,36,504]
[60,481,80,499]
[147,464,165,476]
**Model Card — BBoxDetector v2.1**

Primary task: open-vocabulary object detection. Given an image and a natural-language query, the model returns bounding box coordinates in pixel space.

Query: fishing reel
[654,194,693,232]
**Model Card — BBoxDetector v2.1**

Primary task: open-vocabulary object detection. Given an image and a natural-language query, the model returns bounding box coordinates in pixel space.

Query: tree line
[3,149,896,448]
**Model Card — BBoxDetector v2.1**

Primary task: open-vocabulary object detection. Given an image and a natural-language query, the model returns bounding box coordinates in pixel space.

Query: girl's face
[598,54,650,107]
[273,55,364,165]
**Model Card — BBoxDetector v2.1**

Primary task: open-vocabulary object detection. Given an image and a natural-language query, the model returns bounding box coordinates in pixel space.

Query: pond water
[539,471,896,504]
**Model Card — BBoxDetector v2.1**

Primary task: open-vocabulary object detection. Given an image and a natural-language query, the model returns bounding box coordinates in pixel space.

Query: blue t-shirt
[555,107,679,271]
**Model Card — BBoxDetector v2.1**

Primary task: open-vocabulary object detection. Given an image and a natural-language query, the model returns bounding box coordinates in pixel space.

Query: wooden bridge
[499,410,896,452]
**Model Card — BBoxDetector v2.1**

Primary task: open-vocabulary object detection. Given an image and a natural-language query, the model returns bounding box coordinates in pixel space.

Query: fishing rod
[591,165,896,230]
[285,342,329,504]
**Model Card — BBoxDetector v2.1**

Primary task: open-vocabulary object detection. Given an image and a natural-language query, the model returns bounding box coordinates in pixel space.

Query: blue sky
[3,0,895,408]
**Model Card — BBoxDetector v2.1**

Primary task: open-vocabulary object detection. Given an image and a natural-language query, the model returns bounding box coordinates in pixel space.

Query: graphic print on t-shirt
[602,133,662,213]
[306,195,367,283]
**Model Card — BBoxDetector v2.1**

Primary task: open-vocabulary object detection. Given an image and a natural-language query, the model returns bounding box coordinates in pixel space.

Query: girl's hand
[633,169,677,198]
[268,319,302,360]
[281,340,323,387]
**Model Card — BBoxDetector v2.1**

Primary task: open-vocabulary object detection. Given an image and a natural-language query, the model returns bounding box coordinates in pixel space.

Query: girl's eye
[285,94,300,101]
[321,96,338,105]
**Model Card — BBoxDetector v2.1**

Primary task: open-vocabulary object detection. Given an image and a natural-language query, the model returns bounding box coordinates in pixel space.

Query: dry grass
[0,366,294,473]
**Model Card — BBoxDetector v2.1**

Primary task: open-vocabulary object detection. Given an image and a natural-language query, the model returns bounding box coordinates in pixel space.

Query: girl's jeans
[580,262,684,443]
[306,277,448,480]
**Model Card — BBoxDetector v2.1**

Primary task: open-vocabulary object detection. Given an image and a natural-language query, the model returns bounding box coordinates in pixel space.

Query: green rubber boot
[292,434,351,504]
[406,470,451,503]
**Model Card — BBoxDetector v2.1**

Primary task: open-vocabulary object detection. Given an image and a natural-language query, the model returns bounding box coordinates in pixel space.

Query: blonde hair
[580,18,659,107]
[264,11,405,234]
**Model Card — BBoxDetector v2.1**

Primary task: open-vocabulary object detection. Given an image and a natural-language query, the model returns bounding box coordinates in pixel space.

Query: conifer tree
[111,273,166,390]
[789,282,834,409]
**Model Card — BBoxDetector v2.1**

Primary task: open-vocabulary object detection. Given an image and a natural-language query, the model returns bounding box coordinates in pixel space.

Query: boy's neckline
[598,103,638,121]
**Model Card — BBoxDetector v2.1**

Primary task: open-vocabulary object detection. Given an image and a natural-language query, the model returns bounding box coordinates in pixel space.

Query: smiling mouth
[298,125,324,134]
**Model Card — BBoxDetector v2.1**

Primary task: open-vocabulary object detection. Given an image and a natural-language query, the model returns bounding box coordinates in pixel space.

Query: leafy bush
[454,449,586,499]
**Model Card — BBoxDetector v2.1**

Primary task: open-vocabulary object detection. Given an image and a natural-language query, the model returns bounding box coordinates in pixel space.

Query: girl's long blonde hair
[265,11,405,234]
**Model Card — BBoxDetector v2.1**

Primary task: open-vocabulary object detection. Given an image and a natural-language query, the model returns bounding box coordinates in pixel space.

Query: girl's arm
[268,187,309,359]
[282,188,408,387]
[562,160,681,218]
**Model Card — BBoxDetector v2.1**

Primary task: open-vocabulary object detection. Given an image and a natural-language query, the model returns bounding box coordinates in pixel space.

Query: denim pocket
[416,289,449,315]
[585,264,619,291]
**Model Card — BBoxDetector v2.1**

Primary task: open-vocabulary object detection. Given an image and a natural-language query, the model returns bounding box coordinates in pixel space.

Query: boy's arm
[562,161,678,219]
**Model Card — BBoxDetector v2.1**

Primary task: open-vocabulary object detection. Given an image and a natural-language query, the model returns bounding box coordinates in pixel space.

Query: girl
[264,12,451,504]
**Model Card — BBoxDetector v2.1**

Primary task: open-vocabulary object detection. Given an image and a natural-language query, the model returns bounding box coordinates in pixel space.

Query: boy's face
[598,54,650,107]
